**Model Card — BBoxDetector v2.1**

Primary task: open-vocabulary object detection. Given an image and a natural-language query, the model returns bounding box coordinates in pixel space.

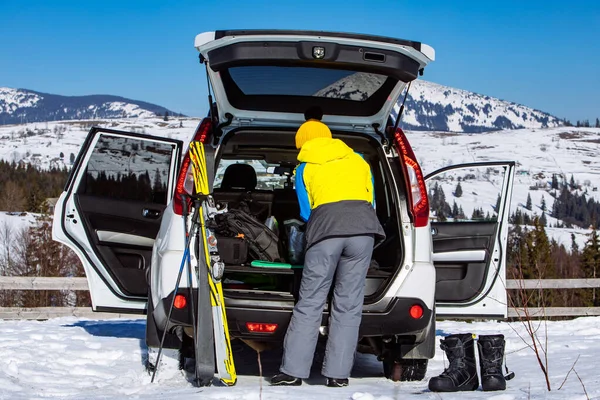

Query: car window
[426,165,507,223]
[229,66,387,101]
[214,159,294,190]
[79,134,175,204]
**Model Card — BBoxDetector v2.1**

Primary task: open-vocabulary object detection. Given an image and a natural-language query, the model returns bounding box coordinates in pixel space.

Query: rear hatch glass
[230,66,387,100]
[221,66,396,116]
[195,30,435,128]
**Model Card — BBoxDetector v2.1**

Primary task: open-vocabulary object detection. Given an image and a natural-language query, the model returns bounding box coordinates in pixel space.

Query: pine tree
[596,118,600,128]
[471,207,484,220]
[429,183,451,221]
[571,233,579,255]
[495,194,501,212]
[510,209,524,225]
[70,153,75,165]
[526,193,532,210]
[452,201,459,218]
[582,229,600,305]
[163,111,169,122]
[530,217,556,302]
[454,182,463,198]
[541,195,546,211]
[551,174,559,190]
[540,211,547,227]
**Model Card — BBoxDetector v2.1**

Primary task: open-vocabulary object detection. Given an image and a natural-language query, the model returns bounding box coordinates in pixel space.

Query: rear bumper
[154,292,432,341]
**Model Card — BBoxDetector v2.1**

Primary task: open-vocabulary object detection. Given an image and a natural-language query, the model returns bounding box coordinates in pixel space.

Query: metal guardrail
[0,276,88,290]
[2,277,600,319]
[0,307,144,320]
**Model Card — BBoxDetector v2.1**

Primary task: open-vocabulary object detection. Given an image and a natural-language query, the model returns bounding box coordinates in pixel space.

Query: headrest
[220,163,257,191]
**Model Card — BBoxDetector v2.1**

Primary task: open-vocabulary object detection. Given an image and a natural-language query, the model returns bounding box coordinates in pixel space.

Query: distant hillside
[1,79,563,133]
[395,80,563,132]
[0,88,182,125]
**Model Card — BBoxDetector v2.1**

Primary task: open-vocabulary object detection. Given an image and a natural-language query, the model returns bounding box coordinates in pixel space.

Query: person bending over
[270,118,385,388]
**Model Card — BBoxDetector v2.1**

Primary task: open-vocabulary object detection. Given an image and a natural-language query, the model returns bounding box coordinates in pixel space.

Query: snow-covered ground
[0,316,598,399]
[0,212,36,232]
[0,212,37,260]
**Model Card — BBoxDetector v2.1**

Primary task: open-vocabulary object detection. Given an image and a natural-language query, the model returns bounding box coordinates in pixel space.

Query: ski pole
[182,195,199,380]
[151,205,199,383]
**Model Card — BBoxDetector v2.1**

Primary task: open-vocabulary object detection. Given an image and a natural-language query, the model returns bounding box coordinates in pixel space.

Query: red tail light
[409,304,424,319]
[173,118,212,215]
[174,294,187,309]
[393,128,429,228]
[246,322,278,333]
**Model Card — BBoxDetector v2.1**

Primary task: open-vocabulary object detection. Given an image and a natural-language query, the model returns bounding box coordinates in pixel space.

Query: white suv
[53,30,515,381]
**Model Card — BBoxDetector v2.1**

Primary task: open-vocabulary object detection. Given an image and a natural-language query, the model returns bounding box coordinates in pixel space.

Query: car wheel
[383,358,428,382]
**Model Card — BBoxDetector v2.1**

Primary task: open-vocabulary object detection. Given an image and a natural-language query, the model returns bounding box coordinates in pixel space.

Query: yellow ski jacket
[295,137,374,221]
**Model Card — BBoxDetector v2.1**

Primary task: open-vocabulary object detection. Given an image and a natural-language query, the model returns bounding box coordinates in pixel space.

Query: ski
[189,141,237,387]
[192,238,216,387]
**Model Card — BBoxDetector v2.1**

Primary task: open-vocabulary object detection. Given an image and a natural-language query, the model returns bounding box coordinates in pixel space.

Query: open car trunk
[210,128,404,306]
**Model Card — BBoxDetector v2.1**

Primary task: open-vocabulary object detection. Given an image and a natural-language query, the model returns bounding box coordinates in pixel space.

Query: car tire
[383,358,428,382]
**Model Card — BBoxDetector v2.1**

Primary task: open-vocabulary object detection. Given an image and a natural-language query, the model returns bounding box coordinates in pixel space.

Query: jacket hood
[297,137,354,164]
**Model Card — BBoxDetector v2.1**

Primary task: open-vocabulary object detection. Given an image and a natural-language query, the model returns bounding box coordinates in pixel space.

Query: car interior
[210,128,405,304]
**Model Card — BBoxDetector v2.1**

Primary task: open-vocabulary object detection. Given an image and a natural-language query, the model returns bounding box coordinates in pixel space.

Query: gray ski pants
[280,235,375,379]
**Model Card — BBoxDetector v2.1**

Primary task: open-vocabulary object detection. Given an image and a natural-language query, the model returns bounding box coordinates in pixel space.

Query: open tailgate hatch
[195,30,435,131]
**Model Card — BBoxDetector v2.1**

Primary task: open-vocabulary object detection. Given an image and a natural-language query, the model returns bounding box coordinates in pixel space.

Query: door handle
[142,208,161,219]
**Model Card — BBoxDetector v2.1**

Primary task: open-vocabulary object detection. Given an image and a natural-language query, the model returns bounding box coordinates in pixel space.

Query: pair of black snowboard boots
[428,333,511,392]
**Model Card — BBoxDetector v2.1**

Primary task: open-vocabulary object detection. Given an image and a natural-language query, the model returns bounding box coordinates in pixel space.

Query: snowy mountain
[3,79,562,133]
[317,74,562,132]
[0,87,181,125]
[396,80,563,133]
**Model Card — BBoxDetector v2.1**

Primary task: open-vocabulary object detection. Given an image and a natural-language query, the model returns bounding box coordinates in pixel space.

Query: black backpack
[212,208,283,262]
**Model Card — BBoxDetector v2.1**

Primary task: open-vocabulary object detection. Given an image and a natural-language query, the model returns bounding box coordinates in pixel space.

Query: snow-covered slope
[0,118,598,248]
[312,73,562,132]
[0,316,598,399]
[408,126,600,248]
[314,72,387,101]
[2,79,562,133]
[0,88,181,125]
[0,88,42,114]
[396,80,562,132]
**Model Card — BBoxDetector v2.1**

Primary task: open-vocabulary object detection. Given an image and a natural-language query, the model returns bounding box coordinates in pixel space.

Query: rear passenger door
[52,128,182,313]
[425,162,515,318]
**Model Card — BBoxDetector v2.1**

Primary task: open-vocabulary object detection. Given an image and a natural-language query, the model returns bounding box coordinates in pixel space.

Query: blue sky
[1,0,598,121]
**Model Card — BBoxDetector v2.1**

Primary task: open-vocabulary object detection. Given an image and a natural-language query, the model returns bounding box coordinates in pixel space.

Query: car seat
[213,163,274,221]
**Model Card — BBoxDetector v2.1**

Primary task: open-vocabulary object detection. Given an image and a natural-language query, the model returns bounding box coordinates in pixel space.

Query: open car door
[425,161,515,319]
[52,128,183,314]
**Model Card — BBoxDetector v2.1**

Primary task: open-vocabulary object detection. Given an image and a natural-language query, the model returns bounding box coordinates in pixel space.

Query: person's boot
[326,378,349,387]
[428,333,479,392]
[477,334,507,391]
[270,372,302,386]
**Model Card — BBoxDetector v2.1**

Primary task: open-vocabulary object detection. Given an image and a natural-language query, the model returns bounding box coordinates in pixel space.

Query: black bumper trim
[96,305,146,315]
[154,292,432,341]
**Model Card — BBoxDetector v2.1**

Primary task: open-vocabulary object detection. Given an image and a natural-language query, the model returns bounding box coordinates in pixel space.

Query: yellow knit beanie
[295,119,332,149]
